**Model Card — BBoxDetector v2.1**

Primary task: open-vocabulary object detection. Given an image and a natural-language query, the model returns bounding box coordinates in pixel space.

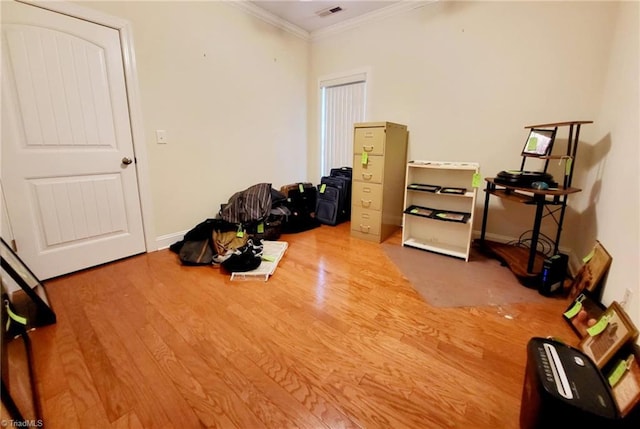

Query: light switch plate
[156,130,168,144]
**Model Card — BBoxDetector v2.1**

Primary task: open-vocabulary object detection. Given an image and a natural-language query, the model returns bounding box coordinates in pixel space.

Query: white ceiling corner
[230,1,434,41]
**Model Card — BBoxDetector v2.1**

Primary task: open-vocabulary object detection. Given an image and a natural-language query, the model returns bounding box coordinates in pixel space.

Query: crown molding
[226,1,311,41]
[310,1,437,42]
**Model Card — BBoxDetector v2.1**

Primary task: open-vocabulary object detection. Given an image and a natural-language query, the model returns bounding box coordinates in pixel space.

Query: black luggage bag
[315,184,341,226]
[330,166,352,219]
[280,182,320,233]
[320,176,350,223]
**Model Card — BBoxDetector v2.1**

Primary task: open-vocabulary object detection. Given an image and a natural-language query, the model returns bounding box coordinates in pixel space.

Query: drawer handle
[363,187,371,193]
[362,145,374,152]
[361,199,372,207]
[362,173,373,180]
[359,224,370,232]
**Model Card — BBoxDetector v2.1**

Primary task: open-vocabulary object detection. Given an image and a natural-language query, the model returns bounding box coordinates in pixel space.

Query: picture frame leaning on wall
[568,240,612,301]
[579,301,639,369]
[0,238,56,331]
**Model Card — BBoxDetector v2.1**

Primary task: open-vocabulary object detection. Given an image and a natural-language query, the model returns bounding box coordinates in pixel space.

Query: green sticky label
[527,136,538,151]
[410,208,418,214]
[298,183,304,193]
[565,158,573,175]
[587,314,610,337]
[262,255,275,262]
[5,301,27,332]
[563,301,583,319]
[583,248,595,263]
[320,184,326,193]
[472,173,481,188]
[608,359,628,387]
[257,223,264,234]
[361,152,368,165]
[236,225,244,238]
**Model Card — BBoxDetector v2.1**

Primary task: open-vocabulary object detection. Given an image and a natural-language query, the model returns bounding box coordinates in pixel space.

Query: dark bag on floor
[320,175,350,222]
[315,184,340,226]
[280,183,320,233]
[220,183,272,225]
[178,239,214,265]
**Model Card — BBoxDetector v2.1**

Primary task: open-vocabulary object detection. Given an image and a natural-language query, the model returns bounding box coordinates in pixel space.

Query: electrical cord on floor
[506,230,555,256]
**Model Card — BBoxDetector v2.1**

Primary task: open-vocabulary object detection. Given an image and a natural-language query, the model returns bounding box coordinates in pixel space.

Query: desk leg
[554,194,568,254]
[528,197,545,273]
[480,181,492,243]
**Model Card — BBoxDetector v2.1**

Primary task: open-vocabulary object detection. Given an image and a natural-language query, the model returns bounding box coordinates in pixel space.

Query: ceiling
[248,1,403,33]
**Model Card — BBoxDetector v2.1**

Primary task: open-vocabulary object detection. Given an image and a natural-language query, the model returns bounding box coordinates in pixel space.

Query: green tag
[583,248,595,263]
[361,152,368,165]
[410,208,418,214]
[608,358,629,387]
[5,301,27,332]
[563,300,583,319]
[298,183,304,193]
[320,184,326,193]
[236,225,244,238]
[587,314,610,336]
[565,158,572,175]
[262,255,275,262]
[257,223,264,234]
[472,173,481,188]
[527,136,538,151]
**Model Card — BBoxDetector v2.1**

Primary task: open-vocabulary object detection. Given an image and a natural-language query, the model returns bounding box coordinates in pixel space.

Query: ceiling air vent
[316,6,344,18]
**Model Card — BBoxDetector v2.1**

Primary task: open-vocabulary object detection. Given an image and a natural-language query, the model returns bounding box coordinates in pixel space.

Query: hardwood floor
[25,223,576,428]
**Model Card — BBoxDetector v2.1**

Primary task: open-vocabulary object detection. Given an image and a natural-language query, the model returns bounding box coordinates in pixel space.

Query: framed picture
[607,349,640,417]
[568,241,612,301]
[521,128,556,157]
[578,301,639,368]
[0,238,56,330]
[563,291,606,338]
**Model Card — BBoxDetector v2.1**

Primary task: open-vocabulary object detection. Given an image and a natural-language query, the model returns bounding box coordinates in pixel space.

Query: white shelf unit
[402,161,480,261]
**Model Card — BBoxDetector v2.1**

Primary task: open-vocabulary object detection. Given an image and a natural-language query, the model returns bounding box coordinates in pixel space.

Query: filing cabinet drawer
[350,207,381,236]
[353,155,383,183]
[353,127,385,155]
[352,182,382,211]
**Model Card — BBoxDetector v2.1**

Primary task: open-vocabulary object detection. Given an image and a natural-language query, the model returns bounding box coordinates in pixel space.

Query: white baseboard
[155,230,188,251]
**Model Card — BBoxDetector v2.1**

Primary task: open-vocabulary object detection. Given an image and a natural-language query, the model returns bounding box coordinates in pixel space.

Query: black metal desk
[479,178,581,275]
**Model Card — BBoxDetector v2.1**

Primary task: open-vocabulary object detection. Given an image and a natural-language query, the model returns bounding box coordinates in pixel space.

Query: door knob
[122,157,133,165]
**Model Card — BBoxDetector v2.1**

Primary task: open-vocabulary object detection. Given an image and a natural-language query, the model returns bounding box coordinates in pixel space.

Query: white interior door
[1,0,146,280]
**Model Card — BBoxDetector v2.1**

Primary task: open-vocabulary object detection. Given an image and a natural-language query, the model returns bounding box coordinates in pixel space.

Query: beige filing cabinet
[351,122,408,243]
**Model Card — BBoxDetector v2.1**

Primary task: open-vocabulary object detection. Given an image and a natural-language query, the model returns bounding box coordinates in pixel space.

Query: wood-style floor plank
[25,223,576,428]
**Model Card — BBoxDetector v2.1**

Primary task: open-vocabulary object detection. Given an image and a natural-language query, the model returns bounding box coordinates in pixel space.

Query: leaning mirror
[0,238,56,329]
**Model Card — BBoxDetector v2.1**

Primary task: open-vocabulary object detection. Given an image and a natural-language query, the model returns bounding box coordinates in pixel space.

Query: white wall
[80,1,309,238]
[308,0,638,328]
[588,1,639,326]
[310,1,615,238]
